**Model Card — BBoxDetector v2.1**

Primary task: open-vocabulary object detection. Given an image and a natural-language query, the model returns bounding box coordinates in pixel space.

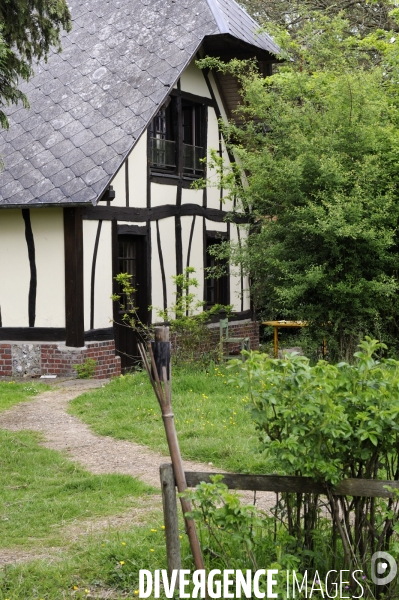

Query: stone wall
[0,340,121,379]
[0,321,258,378]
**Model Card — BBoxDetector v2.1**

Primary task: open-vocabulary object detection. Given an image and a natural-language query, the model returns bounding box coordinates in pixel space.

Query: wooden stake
[138,327,205,573]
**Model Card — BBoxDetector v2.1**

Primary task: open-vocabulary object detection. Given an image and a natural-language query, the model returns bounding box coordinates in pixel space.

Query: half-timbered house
[0,0,279,376]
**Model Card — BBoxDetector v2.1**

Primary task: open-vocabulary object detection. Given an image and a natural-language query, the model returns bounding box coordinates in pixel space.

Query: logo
[371,552,397,585]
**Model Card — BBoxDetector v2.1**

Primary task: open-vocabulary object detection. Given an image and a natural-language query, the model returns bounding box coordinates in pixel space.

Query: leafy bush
[183,477,352,598]
[207,338,399,596]
[155,268,232,365]
[113,267,232,366]
[74,358,97,379]
[231,337,399,486]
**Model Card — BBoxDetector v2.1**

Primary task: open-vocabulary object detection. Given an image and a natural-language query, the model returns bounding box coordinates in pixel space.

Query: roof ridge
[225,0,267,32]
[205,0,229,34]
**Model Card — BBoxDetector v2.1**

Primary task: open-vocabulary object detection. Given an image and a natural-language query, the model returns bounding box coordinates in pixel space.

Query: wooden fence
[160,463,399,573]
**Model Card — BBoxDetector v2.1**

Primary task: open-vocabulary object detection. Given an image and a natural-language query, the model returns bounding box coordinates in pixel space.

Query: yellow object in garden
[262,321,308,358]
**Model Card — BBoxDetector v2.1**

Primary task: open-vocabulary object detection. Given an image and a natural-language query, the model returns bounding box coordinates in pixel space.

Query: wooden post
[64,207,84,347]
[160,463,182,576]
[274,325,278,358]
[152,326,205,572]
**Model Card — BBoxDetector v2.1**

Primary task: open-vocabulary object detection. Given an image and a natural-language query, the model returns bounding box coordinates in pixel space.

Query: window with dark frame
[182,101,204,176]
[117,237,137,315]
[205,234,229,307]
[149,100,176,171]
[149,97,205,177]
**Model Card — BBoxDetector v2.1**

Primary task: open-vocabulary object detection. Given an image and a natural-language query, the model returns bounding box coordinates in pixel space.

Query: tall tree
[0,0,71,127]
[241,0,399,35]
[200,11,399,360]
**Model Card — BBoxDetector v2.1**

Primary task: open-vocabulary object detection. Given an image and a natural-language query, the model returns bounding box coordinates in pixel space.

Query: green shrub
[113,267,232,366]
[74,358,97,379]
[217,338,399,595]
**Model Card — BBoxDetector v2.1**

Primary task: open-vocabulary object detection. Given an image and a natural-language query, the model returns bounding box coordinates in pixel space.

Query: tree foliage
[199,9,399,360]
[0,0,71,127]
[241,0,399,36]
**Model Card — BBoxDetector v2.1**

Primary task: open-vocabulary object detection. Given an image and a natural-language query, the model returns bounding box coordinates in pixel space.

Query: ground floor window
[205,233,229,306]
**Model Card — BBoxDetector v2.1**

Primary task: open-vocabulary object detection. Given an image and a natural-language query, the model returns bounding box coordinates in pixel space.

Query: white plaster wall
[181,215,204,309]
[207,72,229,121]
[205,219,227,234]
[83,220,97,331]
[117,221,146,230]
[30,208,65,327]
[206,107,223,210]
[243,274,251,311]
[221,140,235,213]
[110,133,147,209]
[151,221,163,320]
[229,224,244,312]
[0,209,30,327]
[239,226,251,312]
[128,133,147,208]
[181,187,203,206]
[150,217,176,321]
[94,220,113,329]
[151,182,177,208]
[110,163,126,207]
[207,72,244,213]
[180,59,212,98]
[83,220,113,331]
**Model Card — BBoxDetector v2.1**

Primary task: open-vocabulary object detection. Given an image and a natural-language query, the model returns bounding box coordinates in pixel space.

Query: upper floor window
[149,101,176,171]
[182,101,204,176]
[149,97,205,178]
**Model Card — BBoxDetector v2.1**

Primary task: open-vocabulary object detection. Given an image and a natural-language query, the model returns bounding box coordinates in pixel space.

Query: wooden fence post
[160,463,182,576]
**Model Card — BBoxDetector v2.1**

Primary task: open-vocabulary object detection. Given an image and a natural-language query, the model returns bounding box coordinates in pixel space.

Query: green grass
[0,381,50,412]
[0,520,171,600]
[0,429,155,549]
[69,365,268,474]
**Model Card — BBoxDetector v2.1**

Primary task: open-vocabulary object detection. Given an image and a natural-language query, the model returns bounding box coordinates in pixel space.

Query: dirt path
[0,379,231,487]
[0,378,275,565]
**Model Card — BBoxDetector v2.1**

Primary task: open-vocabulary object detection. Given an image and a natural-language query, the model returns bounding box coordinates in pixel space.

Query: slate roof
[207,0,280,54]
[0,0,278,207]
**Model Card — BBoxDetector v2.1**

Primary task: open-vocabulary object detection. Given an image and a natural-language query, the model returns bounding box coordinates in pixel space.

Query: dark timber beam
[0,327,66,342]
[64,207,84,347]
[169,88,215,106]
[82,204,248,224]
[22,209,37,328]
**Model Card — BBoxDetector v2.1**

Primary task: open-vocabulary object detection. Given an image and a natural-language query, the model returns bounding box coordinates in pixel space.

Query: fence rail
[160,463,399,575]
[185,472,399,498]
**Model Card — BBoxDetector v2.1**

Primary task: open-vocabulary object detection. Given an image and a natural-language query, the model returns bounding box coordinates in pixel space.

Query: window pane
[182,105,193,144]
[150,138,176,168]
[183,143,203,173]
[149,102,176,170]
[206,238,228,306]
[118,239,137,312]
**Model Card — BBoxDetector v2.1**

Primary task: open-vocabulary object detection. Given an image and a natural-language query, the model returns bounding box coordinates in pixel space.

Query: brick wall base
[170,320,260,360]
[0,322,258,377]
[0,340,121,379]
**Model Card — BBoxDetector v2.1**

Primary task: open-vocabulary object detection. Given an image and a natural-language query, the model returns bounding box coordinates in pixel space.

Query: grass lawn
[0,375,165,599]
[0,381,50,412]
[0,368,266,598]
[0,520,171,599]
[69,365,268,474]
[0,429,155,549]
